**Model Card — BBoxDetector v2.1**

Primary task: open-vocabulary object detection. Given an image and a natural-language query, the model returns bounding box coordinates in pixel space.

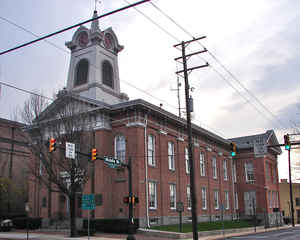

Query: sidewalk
[0,225,295,240]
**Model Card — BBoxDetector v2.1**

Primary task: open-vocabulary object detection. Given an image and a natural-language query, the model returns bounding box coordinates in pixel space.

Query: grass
[151,220,253,233]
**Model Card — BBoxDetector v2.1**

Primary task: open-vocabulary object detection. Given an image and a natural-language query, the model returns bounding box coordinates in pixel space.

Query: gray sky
[0,0,299,180]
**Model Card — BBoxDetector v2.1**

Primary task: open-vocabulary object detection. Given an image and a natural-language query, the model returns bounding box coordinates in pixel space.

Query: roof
[229,130,282,154]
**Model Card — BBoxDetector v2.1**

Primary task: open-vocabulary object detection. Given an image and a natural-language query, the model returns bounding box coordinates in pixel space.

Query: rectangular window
[148,135,155,166]
[225,191,230,210]
[201,187,207,210]
[200,152,206,176]
[169,184,176,209]
[115,136,126,162]
[244,191,256,215]
[149,181,157,209]
[266,163,270,181]
[185,147,190,174]
[268,190,272,208]
[214,190,219,210]
[233,161,237,183]
[187,185,191,210]
[234,192,239,210]
[245,162,255,182]
[212,157,217,179]
[168,142,175,170]
[272,167,277,183]
[223,159,228,181]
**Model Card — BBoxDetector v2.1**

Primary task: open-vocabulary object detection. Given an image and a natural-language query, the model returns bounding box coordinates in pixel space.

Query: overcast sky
[0,0,299,180]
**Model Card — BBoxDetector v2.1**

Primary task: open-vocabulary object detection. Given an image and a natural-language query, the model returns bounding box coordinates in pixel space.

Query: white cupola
[65,10,128,104]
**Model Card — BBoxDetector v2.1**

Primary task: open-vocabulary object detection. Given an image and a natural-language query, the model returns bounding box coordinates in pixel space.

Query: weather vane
[94,0,101,12]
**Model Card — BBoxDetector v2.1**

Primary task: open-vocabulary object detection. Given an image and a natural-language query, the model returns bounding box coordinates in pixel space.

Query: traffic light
[123,196,139,204]
[284,134,291,150]
[49,138,56,153]
[91,148,98,161]
[230,142,237,157]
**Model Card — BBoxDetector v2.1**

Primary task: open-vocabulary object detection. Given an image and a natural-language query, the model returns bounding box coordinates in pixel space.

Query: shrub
[12,217,42,230]
[83,218,139,233]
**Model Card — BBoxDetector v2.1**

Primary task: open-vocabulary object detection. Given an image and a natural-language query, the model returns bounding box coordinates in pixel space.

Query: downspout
[144,114,150,228]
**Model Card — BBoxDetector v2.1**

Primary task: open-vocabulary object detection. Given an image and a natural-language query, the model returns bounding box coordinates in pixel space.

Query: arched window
[102,60,114,89]
[75,59,89,87]
[115,135,126,162]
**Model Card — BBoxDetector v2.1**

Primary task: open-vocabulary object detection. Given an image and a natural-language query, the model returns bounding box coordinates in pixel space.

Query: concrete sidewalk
[0,225,295,240]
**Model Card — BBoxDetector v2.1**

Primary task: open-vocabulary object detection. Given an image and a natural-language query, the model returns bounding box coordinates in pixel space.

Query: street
[225,226,300,240]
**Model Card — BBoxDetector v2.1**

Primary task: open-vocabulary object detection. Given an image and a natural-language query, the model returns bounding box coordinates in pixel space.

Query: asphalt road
[225,226,300,240]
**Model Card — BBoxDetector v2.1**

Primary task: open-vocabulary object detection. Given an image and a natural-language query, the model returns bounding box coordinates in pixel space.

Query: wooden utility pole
[174,37,209,240]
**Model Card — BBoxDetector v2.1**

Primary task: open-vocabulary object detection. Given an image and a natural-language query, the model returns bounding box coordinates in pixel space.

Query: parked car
[0,219,13,232]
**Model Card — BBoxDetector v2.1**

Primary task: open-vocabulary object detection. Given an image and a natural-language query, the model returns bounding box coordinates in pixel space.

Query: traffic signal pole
[288,148,295,227]
[126,157,135,240]
[174,37,209,240]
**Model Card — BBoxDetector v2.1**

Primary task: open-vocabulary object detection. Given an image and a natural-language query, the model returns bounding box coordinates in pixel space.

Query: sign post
[176,202,184,232]
[82,194,95,240]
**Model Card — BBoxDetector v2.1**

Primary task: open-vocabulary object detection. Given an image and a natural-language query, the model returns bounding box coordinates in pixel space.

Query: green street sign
[82,194,95,210]
[104,156,122,168]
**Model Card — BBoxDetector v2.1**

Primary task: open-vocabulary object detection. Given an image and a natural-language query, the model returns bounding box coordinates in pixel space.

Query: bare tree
[21,90,93,237]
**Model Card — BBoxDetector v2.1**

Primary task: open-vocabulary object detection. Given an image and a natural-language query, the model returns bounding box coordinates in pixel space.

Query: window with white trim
[244,162,255,182]
[187,185,191,210]
[268,190,272,208]
[214,190,219,210]
[234,192,239,210]
[201,187,207,210]
[212,157,217,179]
[168,142,175,170]
[244,191,256,215]
[223,159,228,181]
[149,181,157,209]
[185,147,190,174]
[233,161,237,183]
[225,191,230,210]
[115,135,126,162]
[148,135,155,166]
[200,152,206,176]
[169,184,176,209]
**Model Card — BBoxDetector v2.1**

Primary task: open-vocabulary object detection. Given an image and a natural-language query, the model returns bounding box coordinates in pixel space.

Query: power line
[148,2,289,130]
[0,0,150,56]
[0,81,54,101]
[0,2,229,138]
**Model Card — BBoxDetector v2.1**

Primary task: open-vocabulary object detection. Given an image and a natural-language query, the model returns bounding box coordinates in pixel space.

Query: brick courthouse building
[27,11,282,227]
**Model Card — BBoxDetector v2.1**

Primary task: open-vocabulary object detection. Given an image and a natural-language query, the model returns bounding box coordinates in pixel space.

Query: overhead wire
[0,12,226,137]
[147,1,289,130]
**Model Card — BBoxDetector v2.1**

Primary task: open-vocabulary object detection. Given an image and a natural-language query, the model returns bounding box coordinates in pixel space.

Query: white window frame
[245,162,255,182]
[147,135,155,166]
[168,142,175,170]
[149,181,157,209]
[201,187,207,210]
[223,159,228,181]
[234,192,239,210]
[212,157,217,179]
[244,191,256,215]
[200,152,206,176]
[233,161,237,183]
[185,147,190,174]
[268,190,272,208]
[187,185,191,210]
[225,191,230,210]
[115,135,126,162]
[169,184,176,210]
[214,190,219,210]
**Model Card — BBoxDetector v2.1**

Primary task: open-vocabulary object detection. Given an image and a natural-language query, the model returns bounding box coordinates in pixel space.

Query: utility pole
[174,37,209,240]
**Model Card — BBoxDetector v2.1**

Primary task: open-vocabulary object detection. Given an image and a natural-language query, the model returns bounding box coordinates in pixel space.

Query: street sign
[176,201,184,212]
[104,156,122,168]
[82,194,95,210]
[65,142,75,159]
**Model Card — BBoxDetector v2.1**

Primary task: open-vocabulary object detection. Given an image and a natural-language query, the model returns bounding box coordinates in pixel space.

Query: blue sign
[82,194,95,210]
